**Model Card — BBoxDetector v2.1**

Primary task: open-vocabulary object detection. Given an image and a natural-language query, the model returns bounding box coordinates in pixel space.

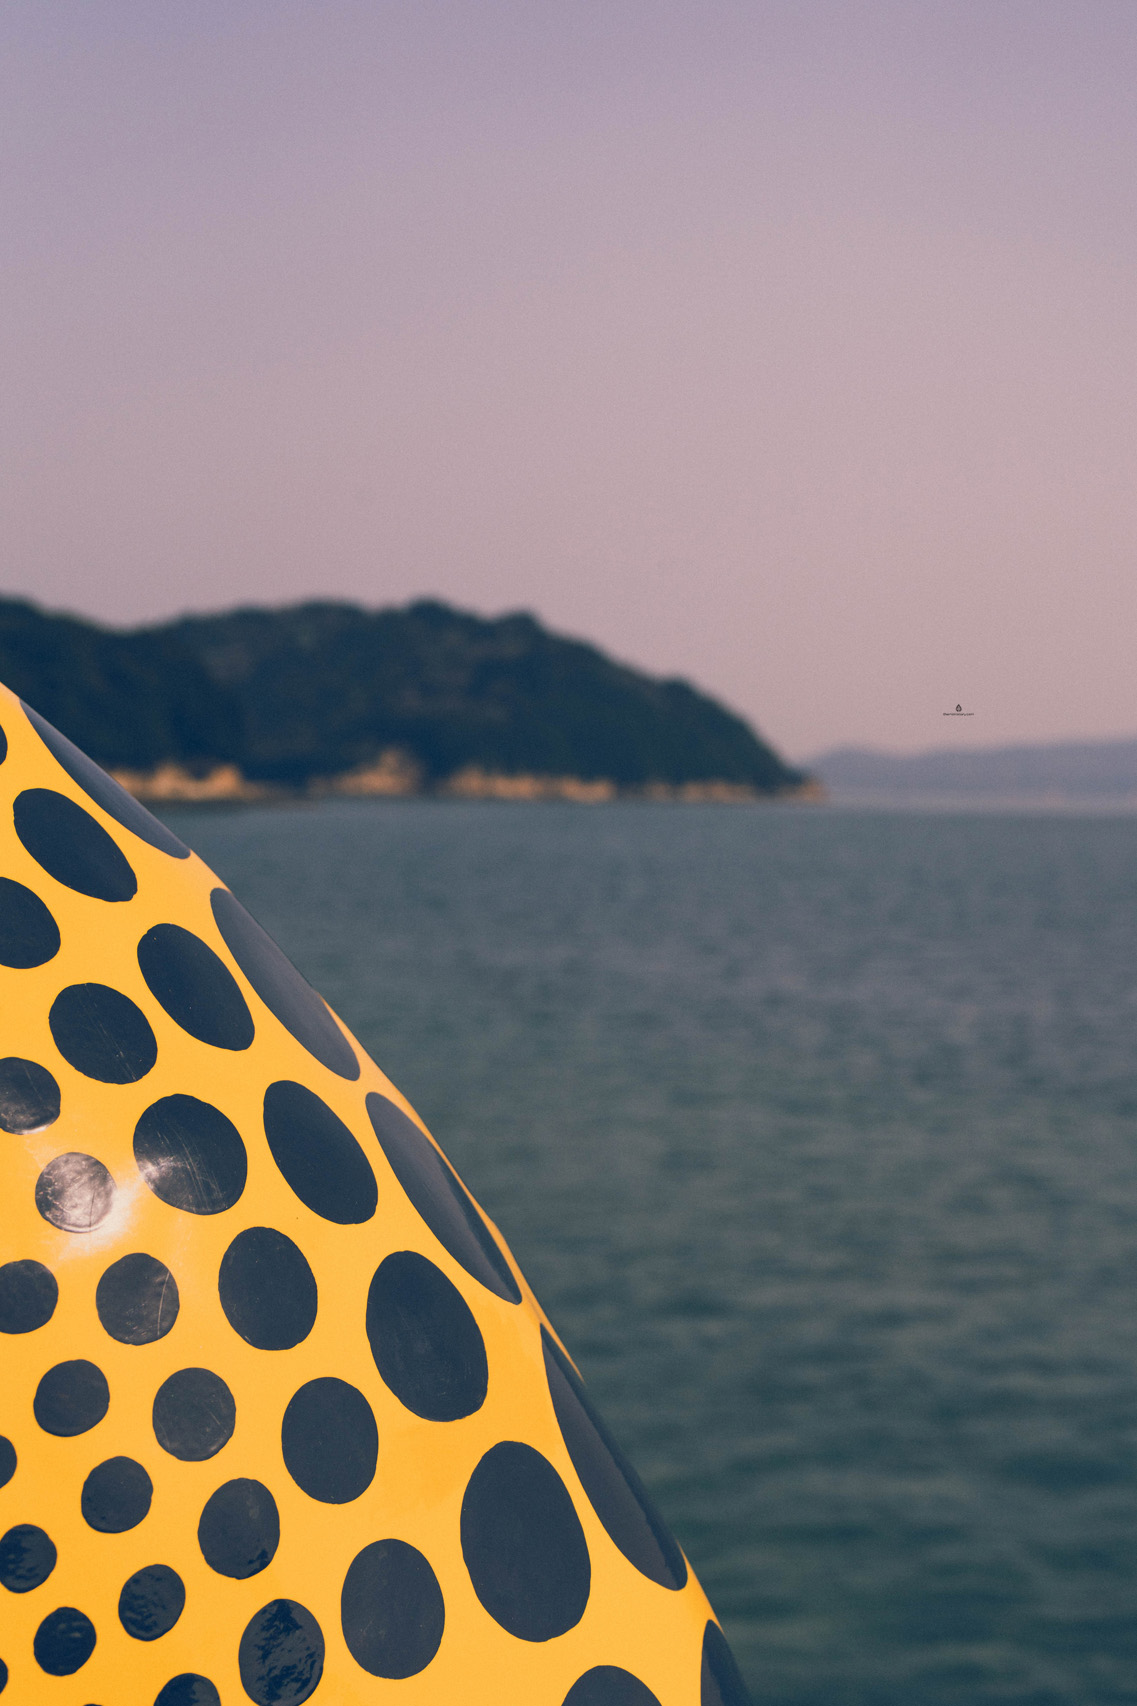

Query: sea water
[166,799,1137,1706]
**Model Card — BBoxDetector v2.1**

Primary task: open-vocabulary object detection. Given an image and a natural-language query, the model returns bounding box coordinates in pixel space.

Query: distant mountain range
[811,741,1137,801]
[0,597,808,800]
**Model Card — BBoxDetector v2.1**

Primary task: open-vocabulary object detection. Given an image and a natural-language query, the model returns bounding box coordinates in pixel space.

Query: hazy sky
[3,2,1136,759]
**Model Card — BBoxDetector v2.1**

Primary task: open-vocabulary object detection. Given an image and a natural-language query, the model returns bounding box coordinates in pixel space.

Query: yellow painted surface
[0,686,724,1706]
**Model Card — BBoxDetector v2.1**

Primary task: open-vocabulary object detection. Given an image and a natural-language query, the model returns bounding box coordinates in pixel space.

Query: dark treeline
[0,597,804,792]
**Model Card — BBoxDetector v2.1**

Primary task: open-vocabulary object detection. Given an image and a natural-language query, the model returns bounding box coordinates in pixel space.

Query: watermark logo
[943,703,974,717]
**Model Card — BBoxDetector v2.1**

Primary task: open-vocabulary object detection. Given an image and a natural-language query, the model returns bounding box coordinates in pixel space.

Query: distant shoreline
[113,758,826,806]
[809,738,1137,801]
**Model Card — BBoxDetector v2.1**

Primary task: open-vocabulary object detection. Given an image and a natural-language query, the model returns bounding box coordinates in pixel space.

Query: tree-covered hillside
[0,597,805,794]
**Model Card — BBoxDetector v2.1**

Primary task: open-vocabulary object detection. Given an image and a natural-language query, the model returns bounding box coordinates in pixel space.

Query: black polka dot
[460,1440,590,1641]
[23,703,189,859]
[210,887,358,1079]
[701,1622,751,1706]
[154,1677,220,1706]
[0,1657,6,1692]
[262,1080,376,1225]
[133,1095,246,1216]
[0,1437,15,1487]
[153,1369,235,1462]
[341,1539,444,1679]
[14,788,137,902]
[365,1093,521,1304]
[0,878,60,967]
[49,984,156,1083]
[96,1253,179,1345]
[118,1565,185,1641]
[198,1480,279,1579]
[281,1378,377,1504]
[239,1600,325,1706]
[0,1259,57,1333]
[0,1524,57,1593]
[81,1457,152,1533]
[35,1152,115,1232]
[137,924,254,1051]
[218,1227,317,1350]
[33,1606,96,1675]
[366,1251,487,1421]
[34,1360,109,1436]
[0,1057,60,1133]
[542,1327,687,1591]
[563,1668,663,1706]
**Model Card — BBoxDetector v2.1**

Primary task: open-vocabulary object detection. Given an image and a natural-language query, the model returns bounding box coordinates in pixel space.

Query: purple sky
[3,2,1135,759]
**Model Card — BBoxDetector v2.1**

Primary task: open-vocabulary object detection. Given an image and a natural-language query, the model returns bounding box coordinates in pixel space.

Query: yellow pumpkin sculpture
[0,687,750,1706]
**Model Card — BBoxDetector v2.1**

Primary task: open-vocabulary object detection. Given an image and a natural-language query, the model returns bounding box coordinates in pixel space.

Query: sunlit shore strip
[111,757,826,805]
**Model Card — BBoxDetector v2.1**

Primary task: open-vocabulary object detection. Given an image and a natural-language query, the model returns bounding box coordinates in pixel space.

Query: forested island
[0,597,812,802]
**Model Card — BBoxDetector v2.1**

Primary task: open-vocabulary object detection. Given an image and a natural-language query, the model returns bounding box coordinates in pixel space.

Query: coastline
[111,757,827,806]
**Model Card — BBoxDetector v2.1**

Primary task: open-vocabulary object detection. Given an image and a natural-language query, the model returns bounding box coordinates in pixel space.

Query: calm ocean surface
[166,799,1137,1706]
